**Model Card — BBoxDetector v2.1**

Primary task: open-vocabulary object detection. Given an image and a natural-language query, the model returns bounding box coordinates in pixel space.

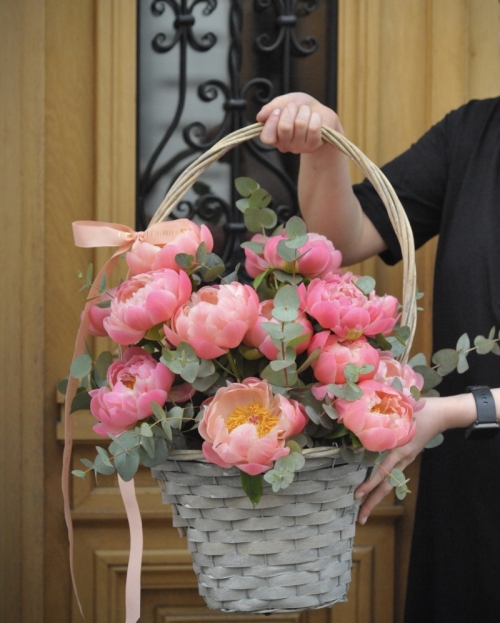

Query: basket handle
[148,123,417,360]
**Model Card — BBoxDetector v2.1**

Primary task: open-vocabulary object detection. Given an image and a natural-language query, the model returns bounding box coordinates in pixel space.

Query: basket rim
[166,446,346,462]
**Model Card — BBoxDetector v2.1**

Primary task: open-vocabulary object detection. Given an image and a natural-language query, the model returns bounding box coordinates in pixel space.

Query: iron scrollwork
[137,0,335,271]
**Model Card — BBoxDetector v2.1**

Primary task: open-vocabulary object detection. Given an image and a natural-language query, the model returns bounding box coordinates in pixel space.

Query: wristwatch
[465,385,500,440]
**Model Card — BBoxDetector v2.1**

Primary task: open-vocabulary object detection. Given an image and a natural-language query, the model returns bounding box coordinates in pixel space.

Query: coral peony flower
[86,287,118,337]
[164,282,260,359]
[299,271,399,339]
[243,299,313,360]
[335,380,416,452]
[244,231,342,279]
[374,351,424,411]
[103,269,192,345]
[308,331,379,385]
[198,377,307,475]
[126,223,214,276]
[89,347,175,437]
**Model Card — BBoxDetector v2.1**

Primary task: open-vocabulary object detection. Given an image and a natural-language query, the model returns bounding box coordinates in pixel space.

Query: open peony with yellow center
[198,378,307,475]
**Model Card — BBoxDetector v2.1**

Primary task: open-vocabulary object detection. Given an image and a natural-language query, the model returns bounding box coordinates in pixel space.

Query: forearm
[434,387,500,431]
[298,145,386,265]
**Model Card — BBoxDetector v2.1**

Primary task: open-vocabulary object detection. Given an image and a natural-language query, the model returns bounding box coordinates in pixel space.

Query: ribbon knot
[72,218,198,250]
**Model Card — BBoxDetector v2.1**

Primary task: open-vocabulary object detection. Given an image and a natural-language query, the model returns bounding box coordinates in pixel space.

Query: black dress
[353,98,500,623]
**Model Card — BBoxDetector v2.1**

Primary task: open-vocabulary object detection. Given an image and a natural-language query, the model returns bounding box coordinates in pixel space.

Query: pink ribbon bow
[64,219,191,621]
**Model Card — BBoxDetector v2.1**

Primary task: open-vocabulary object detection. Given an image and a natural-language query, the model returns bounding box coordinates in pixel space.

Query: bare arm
[355,388,500,524]
[257,93,387,265]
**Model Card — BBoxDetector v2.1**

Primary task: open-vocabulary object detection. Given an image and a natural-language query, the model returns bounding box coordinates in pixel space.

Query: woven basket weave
[152,448,366,613]
[149,123,417,613]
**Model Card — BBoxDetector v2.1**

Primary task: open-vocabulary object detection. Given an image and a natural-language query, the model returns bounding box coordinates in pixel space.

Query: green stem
[226,350,241,382]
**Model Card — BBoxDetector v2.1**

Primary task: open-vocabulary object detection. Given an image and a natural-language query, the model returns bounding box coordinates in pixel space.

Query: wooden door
[2,1,500,622]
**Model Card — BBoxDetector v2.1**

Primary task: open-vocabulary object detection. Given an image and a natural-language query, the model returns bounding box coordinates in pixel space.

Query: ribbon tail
[62,251,123,619]
[118,476,143,623]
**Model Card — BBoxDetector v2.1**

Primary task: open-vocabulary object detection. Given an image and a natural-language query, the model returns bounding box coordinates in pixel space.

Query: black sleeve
[353,109,455,265]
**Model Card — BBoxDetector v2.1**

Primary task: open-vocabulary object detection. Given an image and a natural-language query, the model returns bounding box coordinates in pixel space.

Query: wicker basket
[149,123,417,614]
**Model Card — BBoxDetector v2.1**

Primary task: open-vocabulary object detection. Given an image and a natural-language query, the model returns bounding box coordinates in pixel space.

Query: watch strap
[465,385,500,440]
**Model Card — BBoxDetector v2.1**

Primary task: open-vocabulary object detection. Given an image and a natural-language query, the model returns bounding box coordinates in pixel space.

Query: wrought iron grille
[137,0,338,271]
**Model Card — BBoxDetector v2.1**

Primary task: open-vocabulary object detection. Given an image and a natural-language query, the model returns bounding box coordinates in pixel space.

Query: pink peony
[299,272,399,339]
[335,380,416,452]
[198,377,307,475]
[243,299,313,360]
[244,231,342,279]
[373,351,424,411]
[308,331,379,385]
[89,347,175,437]
[86,287,118,337]
[126,223,214,276]
[103,269,192,345]
[164,282,260,359]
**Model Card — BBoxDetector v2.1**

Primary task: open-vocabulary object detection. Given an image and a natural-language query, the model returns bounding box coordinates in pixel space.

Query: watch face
[466,423,500,440]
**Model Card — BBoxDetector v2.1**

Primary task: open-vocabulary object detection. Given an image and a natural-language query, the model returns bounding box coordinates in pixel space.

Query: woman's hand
[355,397,448,524]
[257,92,343,154]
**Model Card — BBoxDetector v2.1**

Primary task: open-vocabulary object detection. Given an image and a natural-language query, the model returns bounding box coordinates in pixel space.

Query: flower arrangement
[62,176,430,506]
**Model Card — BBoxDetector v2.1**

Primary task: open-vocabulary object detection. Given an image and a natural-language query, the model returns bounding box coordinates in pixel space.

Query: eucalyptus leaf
[283,323,305,342]
[140,433,156,458]
[285,440,302,455]
[192,372,219,392]
[432,348,459,375]
[343,381,363,401]
[161,418,173,441]
[322,402,339,420]
[474,336,496,354]
[392,377,404,392]
[456,332,470,353]
[409,352,428,367]
[114,447,140,482]
[270,359,296,371]
[95,351,114,379]
[285,216,308,238]
[235,176,260,197]
[95,446,113,467]
[72,470,87,479]
[140,422,153,437]
[98,272,107,294]
[388,468,406,488]
[413,365,443,390]
[70,354,93,379]
[457,352,469,374]
[340,446,356,464]
[276,239,297,262]
[180,361,200,383]
[70,391,91,413]
[284,235,308,249]
[260,321,285,340]
[272,306,298,322]
[272,270,303,285]
[354,275,376,295]
[175,253,194,269]
[240,241,265,254]
[196,241,208,264]
[140,437,169,467]
[96,299,111,309]
[274,284,300,309]
[290,451,305,470]
[58,378,69,395]
[248,187,271,208]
